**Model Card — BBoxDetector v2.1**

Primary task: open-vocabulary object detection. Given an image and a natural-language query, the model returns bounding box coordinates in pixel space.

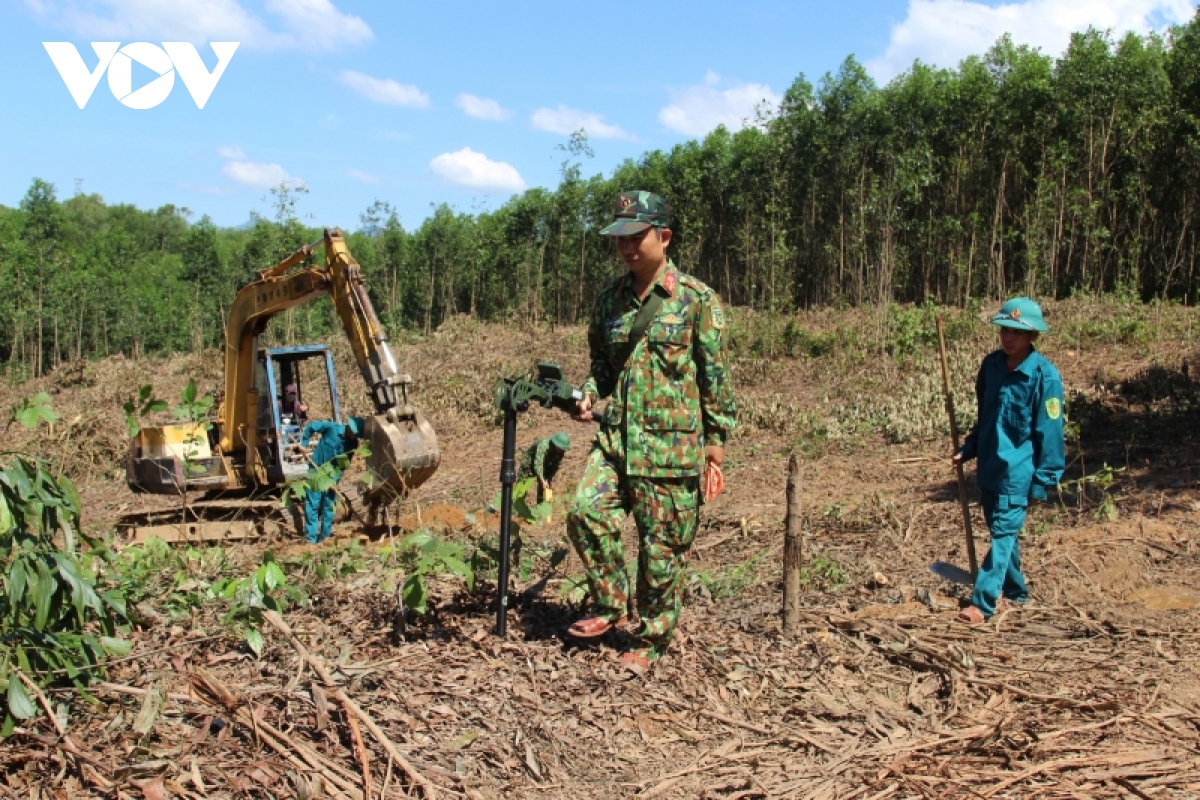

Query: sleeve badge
[710,303,726,330]
[1045,397,1062,420]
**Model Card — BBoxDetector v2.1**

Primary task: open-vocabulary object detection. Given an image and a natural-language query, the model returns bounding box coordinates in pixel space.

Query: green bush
[0,400,129,732]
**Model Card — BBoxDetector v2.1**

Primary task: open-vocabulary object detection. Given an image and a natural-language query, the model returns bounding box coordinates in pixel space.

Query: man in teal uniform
[952,297,1065,623]
[518,432,571,503]
[567,190,737,670]
[300,416,365,544]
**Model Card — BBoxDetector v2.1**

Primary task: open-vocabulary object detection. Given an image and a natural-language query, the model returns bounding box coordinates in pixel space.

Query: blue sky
[2,0,1194,231]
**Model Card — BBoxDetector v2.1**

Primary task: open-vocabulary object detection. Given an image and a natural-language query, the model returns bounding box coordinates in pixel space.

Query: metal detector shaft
[490,363,586,636]
[495,405,518,636]
[936,316,979,577]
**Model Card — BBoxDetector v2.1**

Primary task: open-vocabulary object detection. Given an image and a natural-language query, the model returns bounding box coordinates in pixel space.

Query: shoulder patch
[662,270,678,296]
[1045,397,1061,420]
[710,303,726,330]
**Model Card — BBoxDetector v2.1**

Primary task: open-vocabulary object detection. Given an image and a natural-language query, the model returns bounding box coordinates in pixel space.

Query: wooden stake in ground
[936,315,978,577]
[782,453,803,637]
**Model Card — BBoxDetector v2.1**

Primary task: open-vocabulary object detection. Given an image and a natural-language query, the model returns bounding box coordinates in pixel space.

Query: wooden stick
[782,453,803,638]
[262,610,441,799]
[237,707,360,800]
[343,695,373,800]
[698,709,772,736]
[936,315,978,577]
[188,668,363,800]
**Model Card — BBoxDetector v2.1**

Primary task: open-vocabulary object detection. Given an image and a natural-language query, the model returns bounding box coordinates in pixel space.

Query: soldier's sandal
[619,649,652,673]
[567,615,628,639]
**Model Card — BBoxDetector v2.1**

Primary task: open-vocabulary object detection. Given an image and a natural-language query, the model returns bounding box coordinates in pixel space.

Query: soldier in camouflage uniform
[517,432,571,503]
[567,190,736,670]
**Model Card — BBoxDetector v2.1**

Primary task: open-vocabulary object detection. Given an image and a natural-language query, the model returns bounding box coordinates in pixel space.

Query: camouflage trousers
[566,446,700,659]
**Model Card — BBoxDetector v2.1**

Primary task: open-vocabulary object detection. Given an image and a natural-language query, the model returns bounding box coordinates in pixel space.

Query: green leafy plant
[283,442,372,511]
[1061,463,1126,521]
[516,537,568,583]
[0,398,128,732]
[8,393,59,432]
[285,538,367,582]
[174,380,215,478]
[122,384,168,438]
[490,477,552,526]
[800,554,846,591]
[174,379,215,424]
[110,538,235,620]
[688,550,768,601]
[385,530,474,617]
[219,552,305,656]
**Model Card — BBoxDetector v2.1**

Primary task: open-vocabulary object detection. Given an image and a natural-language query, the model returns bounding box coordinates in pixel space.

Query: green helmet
[550,432,571,451]
[991,297,1048,332]
[599,191,670,236]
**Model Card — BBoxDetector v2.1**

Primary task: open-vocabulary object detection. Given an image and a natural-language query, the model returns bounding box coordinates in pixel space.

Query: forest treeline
[2,15,1199,376]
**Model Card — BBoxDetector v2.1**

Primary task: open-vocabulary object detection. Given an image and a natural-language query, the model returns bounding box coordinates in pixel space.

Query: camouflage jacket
[581,260,736,478]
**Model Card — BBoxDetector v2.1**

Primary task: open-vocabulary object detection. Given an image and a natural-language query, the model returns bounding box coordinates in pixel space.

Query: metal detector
[491,363,585,636]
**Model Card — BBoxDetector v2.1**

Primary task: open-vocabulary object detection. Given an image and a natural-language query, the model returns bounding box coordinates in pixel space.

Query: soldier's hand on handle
[951,451,964,467]
[705,445,724,467]
[573,395,594,422]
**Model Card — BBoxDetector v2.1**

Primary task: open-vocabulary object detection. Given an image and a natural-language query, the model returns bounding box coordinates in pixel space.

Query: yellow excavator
[122,229,440,541]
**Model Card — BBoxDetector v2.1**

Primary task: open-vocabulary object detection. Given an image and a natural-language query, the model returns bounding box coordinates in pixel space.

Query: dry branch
[262,609,442,799]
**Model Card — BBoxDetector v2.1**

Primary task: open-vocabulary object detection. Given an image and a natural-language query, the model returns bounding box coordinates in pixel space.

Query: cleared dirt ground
[3,299,1200,798]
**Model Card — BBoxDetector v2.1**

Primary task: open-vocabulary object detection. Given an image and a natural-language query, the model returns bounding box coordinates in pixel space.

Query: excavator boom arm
[216,229,439,502]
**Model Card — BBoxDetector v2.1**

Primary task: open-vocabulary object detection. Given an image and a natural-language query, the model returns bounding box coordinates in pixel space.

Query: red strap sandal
[567,615,628,639]
[618,648,653,674]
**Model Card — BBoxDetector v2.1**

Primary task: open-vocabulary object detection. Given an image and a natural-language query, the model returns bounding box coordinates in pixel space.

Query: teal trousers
[971,491,1029,617]
[304,487,336,543]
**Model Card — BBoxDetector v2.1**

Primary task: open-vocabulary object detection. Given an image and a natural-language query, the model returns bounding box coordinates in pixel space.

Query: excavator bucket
[361,408,440,502]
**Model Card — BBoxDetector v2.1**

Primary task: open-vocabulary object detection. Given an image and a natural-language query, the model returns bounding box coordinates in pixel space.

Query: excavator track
[116,498,295,545]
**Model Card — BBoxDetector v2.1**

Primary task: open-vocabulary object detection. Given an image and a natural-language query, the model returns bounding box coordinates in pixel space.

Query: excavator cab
[255,345,343,486]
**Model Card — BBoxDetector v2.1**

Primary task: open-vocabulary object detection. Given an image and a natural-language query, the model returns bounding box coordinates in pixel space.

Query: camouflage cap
[550,432,571,451]
[599,191,670,236]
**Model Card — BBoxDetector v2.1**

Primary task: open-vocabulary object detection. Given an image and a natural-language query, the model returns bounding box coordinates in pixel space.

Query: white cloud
[456,93,513,121]
[222,160,301,188]
[868,0,1195,81]
[339,70,430,108]
[430,148,525,192]
[264,0,372,46]
[347,169,381,185]
[217,145,245,159]
[24,0,371,51]
[659,71,781,137]
[179,182,238,196]
[530,105,634,140]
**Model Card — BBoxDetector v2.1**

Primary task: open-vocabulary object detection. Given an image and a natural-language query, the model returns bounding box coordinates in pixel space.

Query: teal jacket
[959,349,1066,501]
[301,420,354,480]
